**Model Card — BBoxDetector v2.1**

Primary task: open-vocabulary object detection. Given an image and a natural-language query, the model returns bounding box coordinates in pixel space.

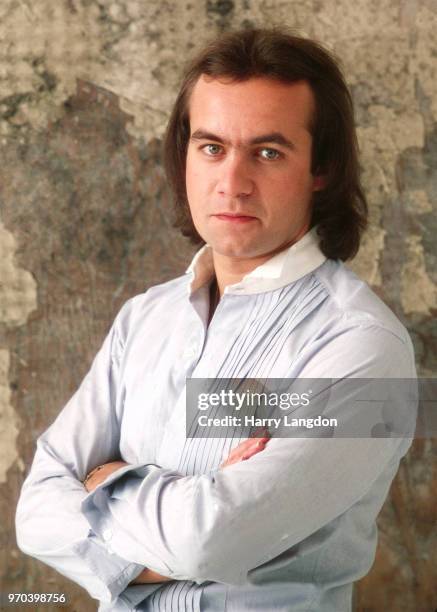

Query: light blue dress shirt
[16,229,416,611]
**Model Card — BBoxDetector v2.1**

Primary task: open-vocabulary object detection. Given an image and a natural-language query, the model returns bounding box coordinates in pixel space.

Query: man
[16,28,416,611]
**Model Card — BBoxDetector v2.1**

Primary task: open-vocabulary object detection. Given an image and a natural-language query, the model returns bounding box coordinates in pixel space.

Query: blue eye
[260,148,280,160]
[203,144,223,155]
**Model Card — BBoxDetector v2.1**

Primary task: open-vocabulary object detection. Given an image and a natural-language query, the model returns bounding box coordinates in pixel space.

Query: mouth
[212,212,258,224]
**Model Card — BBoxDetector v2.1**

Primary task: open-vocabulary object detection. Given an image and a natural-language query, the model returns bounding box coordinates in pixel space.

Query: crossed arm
[15,307,415,604]
[82,436,269,585]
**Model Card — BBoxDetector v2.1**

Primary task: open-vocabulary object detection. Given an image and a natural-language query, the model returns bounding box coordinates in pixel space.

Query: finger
[238,440,268,461]
[254,438,269,446]
[250,426,271,438]
[223,436,270,466]
[246,438,269,451]
[239,436,269,451]
[233,437,268,458]
[243,442,267,458]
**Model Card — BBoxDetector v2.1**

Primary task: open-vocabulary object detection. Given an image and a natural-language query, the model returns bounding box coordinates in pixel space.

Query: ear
[312,174,327,192]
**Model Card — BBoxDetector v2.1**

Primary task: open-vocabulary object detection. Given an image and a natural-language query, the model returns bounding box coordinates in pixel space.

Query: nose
[216,153,254,198]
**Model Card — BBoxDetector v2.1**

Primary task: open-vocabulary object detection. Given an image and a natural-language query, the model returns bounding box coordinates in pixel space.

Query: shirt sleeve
[81,323,417,586]
[15,298,147,604]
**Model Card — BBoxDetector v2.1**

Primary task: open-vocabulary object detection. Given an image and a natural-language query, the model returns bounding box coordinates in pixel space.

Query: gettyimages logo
[197,388,311,410]
[185,377,429,439]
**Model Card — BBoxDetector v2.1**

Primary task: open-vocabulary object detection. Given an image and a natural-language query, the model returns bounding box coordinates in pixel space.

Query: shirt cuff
[72,531,144,602]
[81,463,175,578]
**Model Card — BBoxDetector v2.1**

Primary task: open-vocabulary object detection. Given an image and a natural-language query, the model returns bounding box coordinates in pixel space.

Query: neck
[212,237,305,296]
[211,252,271,297]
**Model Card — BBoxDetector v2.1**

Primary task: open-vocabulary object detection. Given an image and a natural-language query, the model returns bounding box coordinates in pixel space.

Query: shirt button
[102,528,112,541]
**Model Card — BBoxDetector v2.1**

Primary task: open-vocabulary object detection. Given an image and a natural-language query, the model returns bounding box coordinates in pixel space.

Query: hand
[220,431,270,468]
[130,434,270,585]
[131,568,174,584]
[83,460,128,492]
[83,462,173,585]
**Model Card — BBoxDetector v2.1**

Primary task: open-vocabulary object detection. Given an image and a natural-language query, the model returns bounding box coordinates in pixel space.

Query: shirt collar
[185,227,327,296]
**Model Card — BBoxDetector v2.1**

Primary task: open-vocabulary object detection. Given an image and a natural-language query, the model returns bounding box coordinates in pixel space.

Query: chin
[211,241,265,259]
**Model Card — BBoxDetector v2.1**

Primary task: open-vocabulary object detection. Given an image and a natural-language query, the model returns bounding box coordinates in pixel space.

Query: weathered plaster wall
[0,1,435,610]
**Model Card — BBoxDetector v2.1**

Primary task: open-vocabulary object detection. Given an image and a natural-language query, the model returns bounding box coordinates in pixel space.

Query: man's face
[185,75,323,263]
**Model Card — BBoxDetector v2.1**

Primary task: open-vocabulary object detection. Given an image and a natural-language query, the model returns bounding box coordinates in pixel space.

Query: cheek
[280,166,314,196]
[185,150,195,192]
[185,157,206,225]
[264,174,303,203]
[186,152,206,197]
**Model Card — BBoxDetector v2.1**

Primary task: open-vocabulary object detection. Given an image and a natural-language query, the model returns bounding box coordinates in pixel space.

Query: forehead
[187,75,315,134]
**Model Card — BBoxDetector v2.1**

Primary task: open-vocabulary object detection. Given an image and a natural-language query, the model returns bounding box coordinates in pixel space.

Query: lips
[213,212,257,223]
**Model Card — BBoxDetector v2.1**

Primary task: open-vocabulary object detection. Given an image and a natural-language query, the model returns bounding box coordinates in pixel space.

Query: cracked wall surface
[0,1,436,610]
[0,220,36,492]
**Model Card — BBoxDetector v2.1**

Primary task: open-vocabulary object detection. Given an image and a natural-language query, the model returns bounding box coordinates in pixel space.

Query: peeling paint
[0,222,37,327]
[401,235,437,315]
[0,349,21,483]
[404,189,433,214]
[0,220,36,482]
[0,0,102,136]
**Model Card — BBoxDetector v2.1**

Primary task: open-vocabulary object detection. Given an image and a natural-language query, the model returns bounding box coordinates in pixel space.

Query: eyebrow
[190,129,295,150]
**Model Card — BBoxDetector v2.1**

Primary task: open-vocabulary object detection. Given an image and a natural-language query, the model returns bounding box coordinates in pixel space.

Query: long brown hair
[163,27,367,261]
